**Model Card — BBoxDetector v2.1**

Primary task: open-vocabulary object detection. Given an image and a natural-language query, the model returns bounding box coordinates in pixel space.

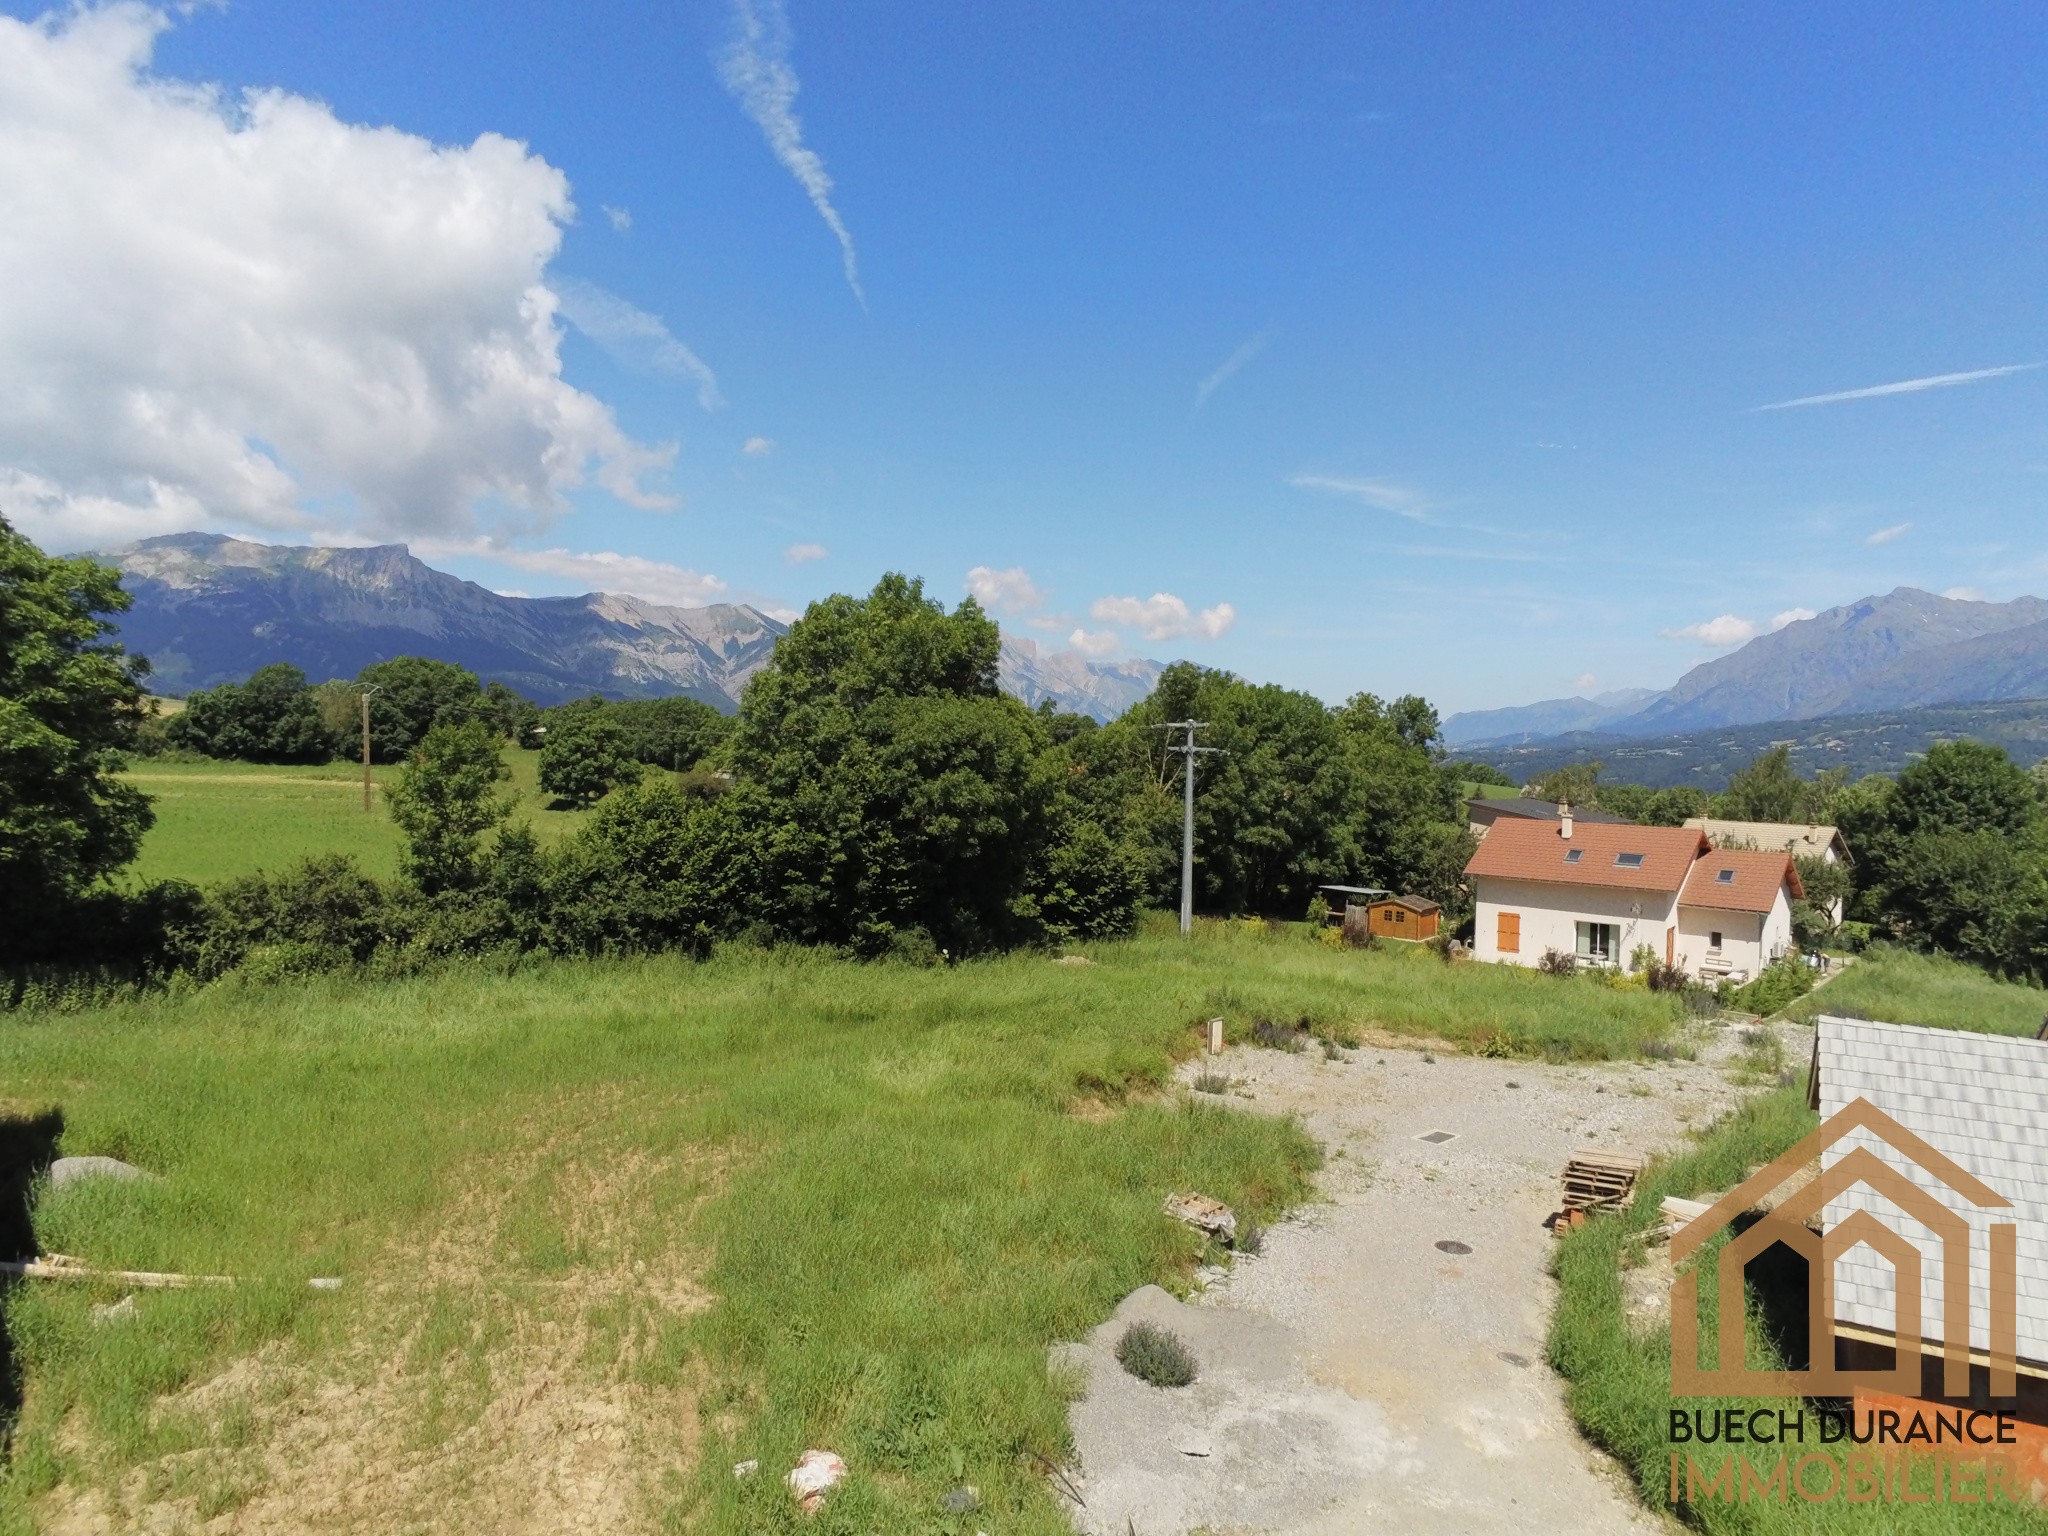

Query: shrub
[196,854,390,978]
[1835,920,1873,953]
[1626,942,1658,975]
[1250,1017,1308,1052]
[1643,958,1688,993]
[1537,948,1577,977]
[538,714,639,807]
[1731,955,1816,1017]
[1191,1071,1230,1094]
[1116,1322,1197,1387]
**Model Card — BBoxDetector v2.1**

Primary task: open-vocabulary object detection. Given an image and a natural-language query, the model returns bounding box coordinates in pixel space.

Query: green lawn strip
[1548,1084,2048,1532]
[1788,949,2047,1038]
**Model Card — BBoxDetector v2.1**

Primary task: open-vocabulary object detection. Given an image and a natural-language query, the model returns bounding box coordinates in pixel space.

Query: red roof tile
[1463,817,1708,894]
[1679,847,1803,913]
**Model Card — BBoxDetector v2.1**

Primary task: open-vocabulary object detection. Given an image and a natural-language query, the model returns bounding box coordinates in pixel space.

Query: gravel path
[1061,1018,1814,1536]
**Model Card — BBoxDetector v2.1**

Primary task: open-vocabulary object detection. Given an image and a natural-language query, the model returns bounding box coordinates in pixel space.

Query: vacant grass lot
[1791,947,2046,1037]
[0,924,1688,1532]
[119,750,590,886]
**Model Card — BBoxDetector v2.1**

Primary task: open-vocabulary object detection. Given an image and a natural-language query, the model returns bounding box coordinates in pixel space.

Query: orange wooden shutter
[1498,912,1520,953]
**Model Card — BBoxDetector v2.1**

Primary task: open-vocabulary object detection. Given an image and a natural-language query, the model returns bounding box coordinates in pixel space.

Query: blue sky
[6,2,2048,714]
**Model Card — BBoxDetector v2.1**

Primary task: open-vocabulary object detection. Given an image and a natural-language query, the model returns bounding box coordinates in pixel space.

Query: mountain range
[1444,588,2048,748]
[86,534,1164,721]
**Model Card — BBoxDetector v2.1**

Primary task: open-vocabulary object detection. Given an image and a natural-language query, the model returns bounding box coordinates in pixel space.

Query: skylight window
[1563,849,1583,864]
[1716,868,1736,884]
[1614,852,1646,868]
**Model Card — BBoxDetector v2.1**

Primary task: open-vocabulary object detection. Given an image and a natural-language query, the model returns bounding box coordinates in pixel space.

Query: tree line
[151,654,733,808]
[3,516,1478,990]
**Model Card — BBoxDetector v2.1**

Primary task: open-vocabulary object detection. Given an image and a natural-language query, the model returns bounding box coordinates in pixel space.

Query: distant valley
[1445,586,2048,750]
[1472,698,2048,790]
[89,534,1164,722]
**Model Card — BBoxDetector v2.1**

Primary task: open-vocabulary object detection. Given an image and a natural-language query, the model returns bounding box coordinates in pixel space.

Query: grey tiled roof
[1816,1014,2048,1365]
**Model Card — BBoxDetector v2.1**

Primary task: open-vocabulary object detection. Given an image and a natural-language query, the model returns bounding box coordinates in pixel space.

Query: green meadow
[0,921,1693,1532]
[119,750,590,887]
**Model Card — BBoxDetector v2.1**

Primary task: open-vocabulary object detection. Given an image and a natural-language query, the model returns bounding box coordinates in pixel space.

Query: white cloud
[1754,363,2040,411]
[1288,474,1431,521]
[1943,585,1990,602]
[784,542,827,564]
[0,5,673,551]
[1667,614,1760,648]
[421,540,728,608]
[1865,522,1912,546]
[1664,605,1814,648]
[1089,592,1235,641]
[964,564,1046,615]
[1193,331,1268,411]
[552,276,722,409]
[718,0,863,304]
[1574,672,1598,692]
[1067,627,1122,657]
[601,204,632,232]
[742,435,776,456]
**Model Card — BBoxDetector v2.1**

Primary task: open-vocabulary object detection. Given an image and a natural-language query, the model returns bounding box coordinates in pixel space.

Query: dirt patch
[1062,1019,1807,1534]
[36,1098,720,1535]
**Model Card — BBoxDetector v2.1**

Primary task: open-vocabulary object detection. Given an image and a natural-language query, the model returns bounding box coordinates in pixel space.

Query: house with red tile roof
[1463,805,1802,981]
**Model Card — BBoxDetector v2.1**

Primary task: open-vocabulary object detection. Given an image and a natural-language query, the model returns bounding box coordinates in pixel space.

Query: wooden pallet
[1560,1149,1642,1213]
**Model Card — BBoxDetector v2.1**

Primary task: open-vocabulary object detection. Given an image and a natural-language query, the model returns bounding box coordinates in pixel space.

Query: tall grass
[1789,948,2046,1038]
[0,925,1689,1528]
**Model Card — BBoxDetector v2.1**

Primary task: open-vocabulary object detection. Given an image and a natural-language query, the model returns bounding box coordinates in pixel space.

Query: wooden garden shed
[1366,895,1441,940]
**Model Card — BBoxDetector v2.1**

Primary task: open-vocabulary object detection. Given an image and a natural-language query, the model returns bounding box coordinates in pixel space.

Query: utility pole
[1156,720,1220,935]
[358,686,380,812]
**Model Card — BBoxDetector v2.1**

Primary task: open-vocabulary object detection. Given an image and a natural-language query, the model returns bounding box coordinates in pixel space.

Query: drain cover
[1435,1239,1472,1255]
[1418,1130,1456,1144]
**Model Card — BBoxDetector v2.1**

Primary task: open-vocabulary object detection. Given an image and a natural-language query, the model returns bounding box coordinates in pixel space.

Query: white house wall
[1472,877,1678,968]
[1674,906,1763,980]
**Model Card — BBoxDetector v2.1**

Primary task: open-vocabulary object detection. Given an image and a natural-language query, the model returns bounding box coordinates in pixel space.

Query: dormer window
[1563,849,1583,864]
[1614,852,1645,869]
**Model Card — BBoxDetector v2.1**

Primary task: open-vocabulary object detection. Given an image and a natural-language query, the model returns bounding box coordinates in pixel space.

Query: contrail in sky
[1194,332,1268,411]
[1753,363,2040,411]
[719,0,864,305]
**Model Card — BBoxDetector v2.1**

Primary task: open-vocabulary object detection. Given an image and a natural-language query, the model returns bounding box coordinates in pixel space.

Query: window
[1563,848,1583,864]
[1709,931,1723,952]
[1715,868,1736,884]
[1575,921,1618,964]
[1614,852,1645,869]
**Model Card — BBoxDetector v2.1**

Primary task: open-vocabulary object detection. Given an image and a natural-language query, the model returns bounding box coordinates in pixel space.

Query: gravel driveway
[1060,1020,1813,1536]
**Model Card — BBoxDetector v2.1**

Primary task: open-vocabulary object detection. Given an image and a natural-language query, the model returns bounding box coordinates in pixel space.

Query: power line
[1153,720,1221,934]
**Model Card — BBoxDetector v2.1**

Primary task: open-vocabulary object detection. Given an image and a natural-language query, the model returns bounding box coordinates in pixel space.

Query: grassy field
[1791,948,2047,1037]
[0,923,1694,1532]
[119,749,590,887]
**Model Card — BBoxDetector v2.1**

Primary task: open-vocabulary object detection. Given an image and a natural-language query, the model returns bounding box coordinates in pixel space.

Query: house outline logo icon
[1670,1096,2020,1399]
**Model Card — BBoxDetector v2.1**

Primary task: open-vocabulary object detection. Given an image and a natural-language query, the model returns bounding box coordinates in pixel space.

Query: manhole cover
[1435,1239,1472,1255]
[1418,1130,1456,1144]
[1499,1351,1531,1369]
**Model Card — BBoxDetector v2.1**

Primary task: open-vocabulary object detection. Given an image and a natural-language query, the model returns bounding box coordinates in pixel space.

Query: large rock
[48,1156,152,1190]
